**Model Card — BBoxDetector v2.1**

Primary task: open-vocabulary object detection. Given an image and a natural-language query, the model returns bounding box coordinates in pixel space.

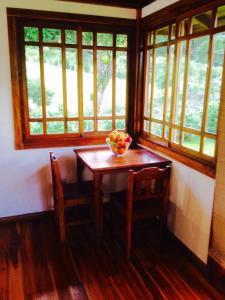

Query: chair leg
[159,214,166,248]
[110,197,116,234]
[125,216,132,260]
[58,202,66,242]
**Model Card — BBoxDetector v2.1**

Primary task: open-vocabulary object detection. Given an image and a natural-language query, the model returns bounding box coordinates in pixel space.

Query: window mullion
[125,44,129,131]
[77,26,84,135]
[149,32,156,134]
[93,32,98,133]
[162,25,171,140]
[200,34,214,154]
[200,9,217,154]
[168,22,179,145]
[179,20,191,146]
[112,34,116,130]
[61,29,68,133]
[143,32,149,130]
[39,27,47,135]
[22,44,31,138]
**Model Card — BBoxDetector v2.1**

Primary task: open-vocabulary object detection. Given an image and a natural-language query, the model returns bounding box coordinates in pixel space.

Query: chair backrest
[50,152,64,204]
[127,166,171,204]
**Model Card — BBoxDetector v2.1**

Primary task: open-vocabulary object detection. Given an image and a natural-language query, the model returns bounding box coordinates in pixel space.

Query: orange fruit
[116,133,124,141]
[117,139,125,146]
[117,147,126,155]
[109,132,116,141]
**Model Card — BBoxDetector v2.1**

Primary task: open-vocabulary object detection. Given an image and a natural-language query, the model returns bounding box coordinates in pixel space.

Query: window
[143,4,225,162]
[8,11,131,148]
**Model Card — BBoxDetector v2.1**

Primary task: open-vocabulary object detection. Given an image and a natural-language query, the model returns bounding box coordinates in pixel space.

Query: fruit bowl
[106,131,132,156]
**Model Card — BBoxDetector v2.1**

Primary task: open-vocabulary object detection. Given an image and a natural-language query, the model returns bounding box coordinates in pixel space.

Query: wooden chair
[110,166,171,259]
[50,152,94,242]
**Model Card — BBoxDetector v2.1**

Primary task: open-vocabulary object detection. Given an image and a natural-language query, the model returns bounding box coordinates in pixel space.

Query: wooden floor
[0,217,224,300]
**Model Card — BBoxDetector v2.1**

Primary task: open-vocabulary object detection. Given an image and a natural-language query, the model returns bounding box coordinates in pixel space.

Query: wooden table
[74,147,171,240]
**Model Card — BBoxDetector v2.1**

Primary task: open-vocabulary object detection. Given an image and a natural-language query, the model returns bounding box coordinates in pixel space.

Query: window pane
[116,119,125,130]
[166,45,175,121]
[192,11,211,33]
[203,138,216,157]
[185,36,209,130]
[151,122,163,137]
[175,41,186,125]
[172,129,180,144]
[97,33,113,46]
[206,32,225,134]
[83,50,94,117]
[156,26,169,43]
[182,133,200,151]
[171,24,176,40]
[144,120,150,132]
[145,50,153,117]
[180,18,189,36]
[164,125,169,139]
[44,47,63,118]
[84,120,94,132]
[66,48,78,117]
[116,34,127,48]
[30,122,43,135]
[65,30,77,44]
[24,27,39,42]
[97,50,112,116]
[116,51,127,116]
[82,32,93,46]
[98,120,112,131]
[67,121,79,133]
[47,121,64,134]
[43,28,61,43]
[152,47,167,120]
[148,32,154,46]
[25,46,42,118]
[216,5,225,27]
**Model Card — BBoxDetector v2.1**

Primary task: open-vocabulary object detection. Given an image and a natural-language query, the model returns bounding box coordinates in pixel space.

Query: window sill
[138,136,216,178]
[17,136,107,150]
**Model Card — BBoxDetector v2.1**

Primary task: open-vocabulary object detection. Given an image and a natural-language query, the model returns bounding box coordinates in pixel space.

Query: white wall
[3,0,136,19]
[142,0,180,18]
[0,0,215,263]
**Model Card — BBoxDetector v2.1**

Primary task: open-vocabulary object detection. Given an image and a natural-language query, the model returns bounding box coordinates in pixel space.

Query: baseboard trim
[167,230,208,275]
[0,210,54,224]
[208,252,225,295]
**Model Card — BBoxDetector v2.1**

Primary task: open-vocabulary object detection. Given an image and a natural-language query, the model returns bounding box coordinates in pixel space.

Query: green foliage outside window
[24,28,128,136]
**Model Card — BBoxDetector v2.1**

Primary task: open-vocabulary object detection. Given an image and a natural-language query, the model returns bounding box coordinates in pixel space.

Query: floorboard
[0,217,224,300]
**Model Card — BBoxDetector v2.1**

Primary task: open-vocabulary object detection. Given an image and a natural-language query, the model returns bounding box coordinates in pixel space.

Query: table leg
[77,156,82,183]
[93,172,103,241]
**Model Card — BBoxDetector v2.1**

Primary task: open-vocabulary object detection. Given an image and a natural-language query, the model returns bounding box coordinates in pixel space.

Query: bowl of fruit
[106,131,132,156]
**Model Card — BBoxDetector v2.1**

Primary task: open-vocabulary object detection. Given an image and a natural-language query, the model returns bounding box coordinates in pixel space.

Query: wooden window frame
[139,0,225,177]
[7,9,135,149]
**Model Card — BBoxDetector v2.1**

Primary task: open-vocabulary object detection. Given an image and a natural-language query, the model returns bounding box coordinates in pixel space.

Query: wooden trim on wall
[0,210,54,225]
[7,8,136,29]
[138,137,216,178]
[141,0,225,30]
[131,8,142,139]
[8,17,24,149]
[22,136,107,149]
[208,253,225,296]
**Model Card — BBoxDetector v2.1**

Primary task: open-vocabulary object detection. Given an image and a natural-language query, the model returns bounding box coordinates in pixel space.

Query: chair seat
[111,191,162,220]
[63,181,94,207]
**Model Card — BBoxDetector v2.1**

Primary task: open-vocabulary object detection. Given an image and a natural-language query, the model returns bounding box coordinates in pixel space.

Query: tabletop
[75,147,171,172]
